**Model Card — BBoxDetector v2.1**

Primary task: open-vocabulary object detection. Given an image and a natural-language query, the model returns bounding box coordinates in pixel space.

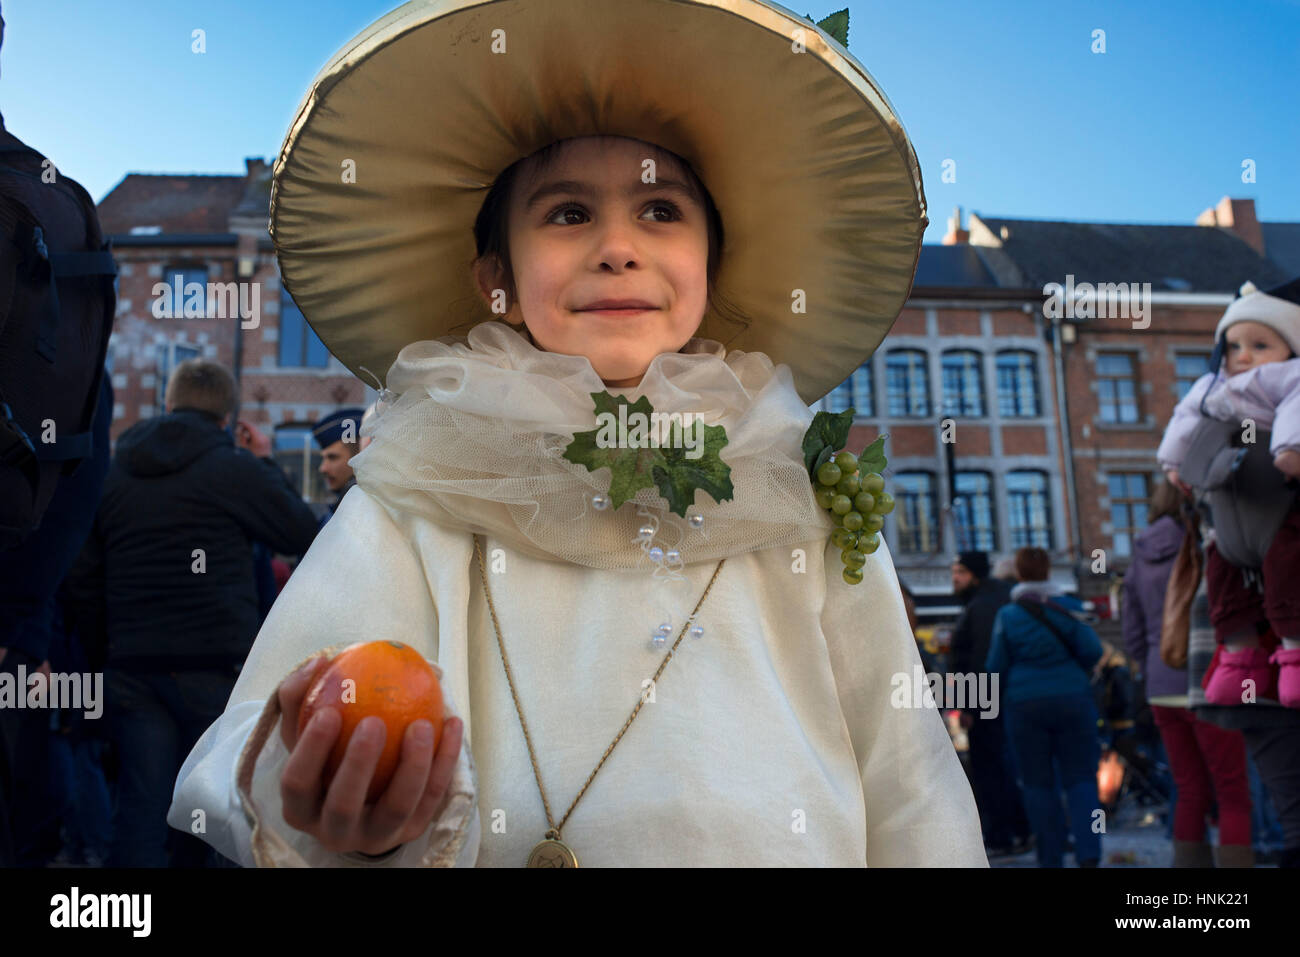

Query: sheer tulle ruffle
[350,321,831,569]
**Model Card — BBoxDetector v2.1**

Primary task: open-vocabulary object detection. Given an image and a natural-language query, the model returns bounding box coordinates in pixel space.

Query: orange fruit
[298,640,445,802]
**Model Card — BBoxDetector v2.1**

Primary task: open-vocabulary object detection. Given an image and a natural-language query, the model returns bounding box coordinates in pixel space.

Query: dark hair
[1014,546,1051,583]
[471,137,747,336]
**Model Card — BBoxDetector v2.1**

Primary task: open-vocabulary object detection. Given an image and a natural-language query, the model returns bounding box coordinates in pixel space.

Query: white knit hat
[1215,278,1300,357]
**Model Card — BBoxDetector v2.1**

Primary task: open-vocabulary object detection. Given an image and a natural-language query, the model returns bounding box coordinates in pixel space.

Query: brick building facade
[96,157,1298,610]
[843,198,1298,622]
[97,158,370,506]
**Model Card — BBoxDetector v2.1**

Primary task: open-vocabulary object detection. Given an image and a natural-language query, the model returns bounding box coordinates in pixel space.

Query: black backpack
[0,121,116,549]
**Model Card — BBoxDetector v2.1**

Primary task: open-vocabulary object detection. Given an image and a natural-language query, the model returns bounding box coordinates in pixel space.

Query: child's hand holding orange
[274,648,463,857]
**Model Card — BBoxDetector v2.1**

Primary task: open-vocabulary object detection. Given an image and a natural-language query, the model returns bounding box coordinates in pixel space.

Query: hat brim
[269,0,927,404]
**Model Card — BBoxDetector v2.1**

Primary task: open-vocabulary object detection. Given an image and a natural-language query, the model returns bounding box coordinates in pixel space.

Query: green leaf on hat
[562,391,734,517]
[805,9,850,47]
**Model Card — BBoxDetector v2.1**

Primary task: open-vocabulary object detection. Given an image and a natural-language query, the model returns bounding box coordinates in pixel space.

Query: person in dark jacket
[0,373,114,866]
[987,547,1104,867]
[66,358,319,867]
[1124,479,1253,866]
[949,550,1031,856]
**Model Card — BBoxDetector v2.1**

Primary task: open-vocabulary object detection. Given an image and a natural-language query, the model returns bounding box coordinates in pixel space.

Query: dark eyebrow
[523,176,697,211]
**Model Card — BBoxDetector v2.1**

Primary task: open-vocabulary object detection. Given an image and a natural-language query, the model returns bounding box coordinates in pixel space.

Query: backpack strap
[1015,598,1073,649]
[0,195,117,365]
[0,397,40,500]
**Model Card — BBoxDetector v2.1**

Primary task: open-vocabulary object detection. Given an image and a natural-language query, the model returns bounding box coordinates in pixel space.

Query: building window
[1175,352,1212,400]
[156,341,202,411]
[996,350,1040,417]
[279,289,331,368]
[1096,352,1140,424]
[273,425,325,503]
[1006,470,1053,548]
[159,266,209,318]
[941,350,985,417]
[894,471,941,553]
[953,471,997,551]
[825,362,873,417]
[1108,472,1149,558]
[886,350,930,417]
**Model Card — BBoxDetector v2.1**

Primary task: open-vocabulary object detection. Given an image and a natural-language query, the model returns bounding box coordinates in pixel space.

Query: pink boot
[1204,647,1273,706]
[1270,648,1300,709]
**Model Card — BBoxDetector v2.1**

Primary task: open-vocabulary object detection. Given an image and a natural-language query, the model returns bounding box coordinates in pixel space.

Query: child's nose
[594,225,640,269]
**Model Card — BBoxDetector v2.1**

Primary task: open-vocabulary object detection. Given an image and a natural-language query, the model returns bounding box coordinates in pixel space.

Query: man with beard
[950,550,1032,857]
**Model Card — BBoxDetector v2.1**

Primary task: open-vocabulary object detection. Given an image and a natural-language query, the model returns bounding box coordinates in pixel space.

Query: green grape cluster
[812,450,895,585]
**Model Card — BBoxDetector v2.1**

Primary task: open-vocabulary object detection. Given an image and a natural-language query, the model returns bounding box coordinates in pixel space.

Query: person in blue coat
[986,546,1104,867]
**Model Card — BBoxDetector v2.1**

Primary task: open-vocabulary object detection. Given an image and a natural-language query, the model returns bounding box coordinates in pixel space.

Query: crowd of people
[909,533,1288,868]
[0,357,370,867]
[905,278,1300,868]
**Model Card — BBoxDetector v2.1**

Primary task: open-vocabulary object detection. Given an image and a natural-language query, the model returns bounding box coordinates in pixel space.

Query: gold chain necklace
[473,534,726,867]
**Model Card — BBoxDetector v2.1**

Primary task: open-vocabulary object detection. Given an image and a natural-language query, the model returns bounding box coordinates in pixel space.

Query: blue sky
[3,0,1297,242]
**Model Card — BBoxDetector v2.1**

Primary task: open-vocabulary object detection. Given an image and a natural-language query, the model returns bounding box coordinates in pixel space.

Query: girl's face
[479,136,710,388]
[1225,321,1291,376]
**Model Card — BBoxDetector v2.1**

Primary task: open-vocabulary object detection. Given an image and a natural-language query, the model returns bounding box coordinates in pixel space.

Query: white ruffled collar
[351,321,832,569]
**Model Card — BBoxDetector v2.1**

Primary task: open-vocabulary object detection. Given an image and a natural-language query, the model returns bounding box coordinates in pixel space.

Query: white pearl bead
[687,510,704,528]
[665,548,681,563]
[656,622,672,636]
[591,493,609,510]
[649,546,664,562]
[639,523,655,538]
[689,625,704,640]
[651,634,667,648]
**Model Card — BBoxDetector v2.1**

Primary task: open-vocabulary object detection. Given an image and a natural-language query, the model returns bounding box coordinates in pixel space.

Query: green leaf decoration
[562,391,734,517]
[801,410,889,477]
[817,9,849,47]
[651,421,734,517]
[805,9,850,47]
[859,433,889,474]
[802,407,855,475]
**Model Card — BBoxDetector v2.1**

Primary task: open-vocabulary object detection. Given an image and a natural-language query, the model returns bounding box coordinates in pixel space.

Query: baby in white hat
[1156,277,1300,709]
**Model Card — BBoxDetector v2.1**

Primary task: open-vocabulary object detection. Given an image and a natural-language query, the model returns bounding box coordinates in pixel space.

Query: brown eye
[642,201,682,223]
[546,204,587,225]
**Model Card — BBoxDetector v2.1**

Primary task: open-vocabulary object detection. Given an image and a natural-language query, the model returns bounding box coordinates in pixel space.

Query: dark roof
[97,174,247,235]
[974,216,1289,293]
[231,166,273,220]
[914,244,998,289]
[1261,222,1300,279]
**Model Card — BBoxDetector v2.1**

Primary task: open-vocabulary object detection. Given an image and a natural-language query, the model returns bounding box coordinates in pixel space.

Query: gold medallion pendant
[527,835,579,868]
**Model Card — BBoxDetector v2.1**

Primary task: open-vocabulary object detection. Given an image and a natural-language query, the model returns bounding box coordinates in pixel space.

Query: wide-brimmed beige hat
[269,0,926,405]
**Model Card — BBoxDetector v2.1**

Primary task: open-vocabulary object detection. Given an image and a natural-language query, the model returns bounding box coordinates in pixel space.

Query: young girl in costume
[169,0,985,867]
[1157,278,1300,709]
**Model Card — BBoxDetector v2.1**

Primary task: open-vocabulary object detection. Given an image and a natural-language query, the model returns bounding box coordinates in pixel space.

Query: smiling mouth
[573,299,659,315]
